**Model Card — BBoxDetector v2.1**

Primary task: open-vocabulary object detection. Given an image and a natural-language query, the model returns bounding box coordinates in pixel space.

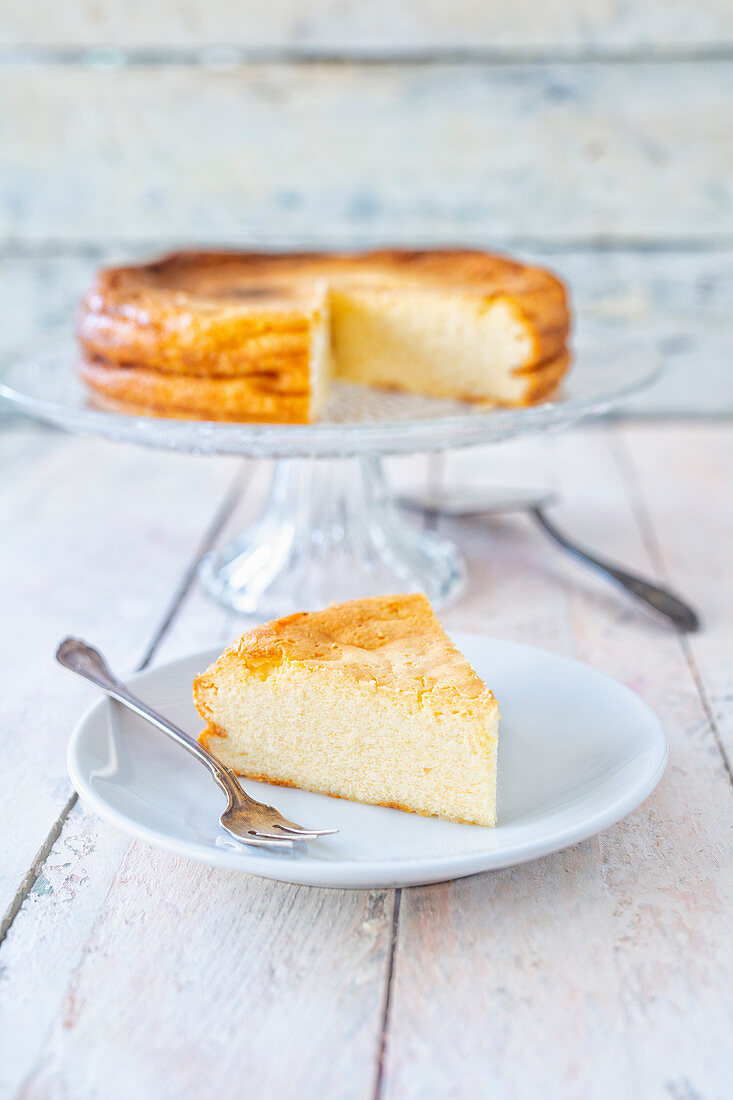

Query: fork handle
[56,637,249,806]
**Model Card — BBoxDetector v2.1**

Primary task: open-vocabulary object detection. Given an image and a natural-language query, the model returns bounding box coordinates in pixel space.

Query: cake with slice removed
[77,248,570,422]
[193,593,499,826]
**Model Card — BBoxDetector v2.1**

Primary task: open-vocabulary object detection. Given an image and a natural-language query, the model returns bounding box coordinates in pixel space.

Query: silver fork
[56,637,337,849]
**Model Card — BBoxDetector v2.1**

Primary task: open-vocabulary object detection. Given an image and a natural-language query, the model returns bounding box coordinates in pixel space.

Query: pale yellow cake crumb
[193,593,499,826]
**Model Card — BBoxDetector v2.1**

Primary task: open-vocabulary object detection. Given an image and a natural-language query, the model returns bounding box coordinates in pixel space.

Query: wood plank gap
[681,638,733,791]
[372,889,402,1100]
[0,456,248,951]
[2,45,733,67]
[609,425,733,790]
[5,237,733,259]
[607,427,668,572]
[0,792,77,946]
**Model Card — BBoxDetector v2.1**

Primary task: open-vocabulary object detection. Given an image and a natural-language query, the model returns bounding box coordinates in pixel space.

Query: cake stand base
[198,457,466,617]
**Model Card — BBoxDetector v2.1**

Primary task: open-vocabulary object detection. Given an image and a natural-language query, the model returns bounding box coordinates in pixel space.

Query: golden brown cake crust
[79,347,569,421]
[78,356,311,422]
[193,593,495,706]
[77,247,569,377]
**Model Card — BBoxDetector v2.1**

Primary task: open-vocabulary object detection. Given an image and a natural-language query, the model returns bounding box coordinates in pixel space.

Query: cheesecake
[193,593,499,826]
[77,248,571,422]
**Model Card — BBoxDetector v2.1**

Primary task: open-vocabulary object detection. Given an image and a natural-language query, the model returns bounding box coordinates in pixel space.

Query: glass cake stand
[0,338,658,616]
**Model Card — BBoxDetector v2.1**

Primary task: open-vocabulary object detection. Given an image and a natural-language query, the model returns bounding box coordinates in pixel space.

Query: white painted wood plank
[0,423,237,920]
[1,0,732,52]
[2,424,731,1099]
[0,802,132,1098]
[0,453,248,1097]
[618,421,733,764]
[2,249,732,416]
[383,425,733,1099]
[3,62,732,245]
[386,854,638,1099]
[560,426,733,1100]
[11,843,394,1099]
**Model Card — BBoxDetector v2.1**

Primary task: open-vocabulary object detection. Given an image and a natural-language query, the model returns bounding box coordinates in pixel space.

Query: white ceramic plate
[68,633,667,889]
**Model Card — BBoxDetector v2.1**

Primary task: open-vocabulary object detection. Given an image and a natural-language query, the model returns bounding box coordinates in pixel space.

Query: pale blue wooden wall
[1,2,731,413]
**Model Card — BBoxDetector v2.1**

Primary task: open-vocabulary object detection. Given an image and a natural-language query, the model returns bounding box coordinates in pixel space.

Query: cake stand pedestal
[198,456,465,616]
[0,339,658,618]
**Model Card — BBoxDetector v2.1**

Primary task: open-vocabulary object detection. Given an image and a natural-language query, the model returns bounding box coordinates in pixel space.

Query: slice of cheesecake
[193,594,499,826]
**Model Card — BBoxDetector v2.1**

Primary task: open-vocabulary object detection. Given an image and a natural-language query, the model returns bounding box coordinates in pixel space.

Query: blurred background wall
[1,0,732,413]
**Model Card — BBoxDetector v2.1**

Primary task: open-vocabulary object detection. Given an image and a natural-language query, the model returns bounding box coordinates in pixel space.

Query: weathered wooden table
[0,417,730,1099]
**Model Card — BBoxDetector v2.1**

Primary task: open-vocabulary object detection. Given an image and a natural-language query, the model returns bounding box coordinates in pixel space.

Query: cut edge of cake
[330,285,559,406]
